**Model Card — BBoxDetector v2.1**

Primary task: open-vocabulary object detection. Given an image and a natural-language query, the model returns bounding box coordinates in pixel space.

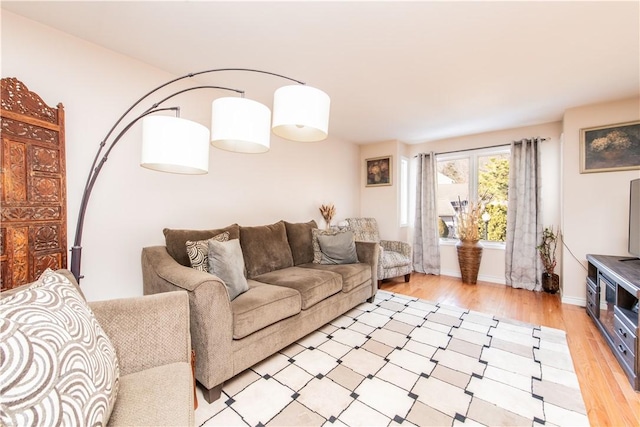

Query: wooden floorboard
[380,273,640,427]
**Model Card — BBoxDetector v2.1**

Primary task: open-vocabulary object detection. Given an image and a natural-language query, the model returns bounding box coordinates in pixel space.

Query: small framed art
[580,120,640,173]
[366,156,392,187]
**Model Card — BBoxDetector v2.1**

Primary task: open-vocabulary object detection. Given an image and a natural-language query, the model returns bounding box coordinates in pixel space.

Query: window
[400,157,409,226]
[436,147,510,243]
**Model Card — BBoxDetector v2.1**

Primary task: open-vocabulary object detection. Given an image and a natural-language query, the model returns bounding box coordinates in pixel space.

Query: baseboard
[562,295,586,307]
[440,269,506,285]
[440,269,585,306]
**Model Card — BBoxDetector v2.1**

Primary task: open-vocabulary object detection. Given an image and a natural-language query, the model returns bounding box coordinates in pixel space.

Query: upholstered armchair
[346,218,412,285]
[1,269,195,426]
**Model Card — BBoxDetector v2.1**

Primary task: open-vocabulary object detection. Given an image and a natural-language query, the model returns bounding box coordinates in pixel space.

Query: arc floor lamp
[70,68,330,282]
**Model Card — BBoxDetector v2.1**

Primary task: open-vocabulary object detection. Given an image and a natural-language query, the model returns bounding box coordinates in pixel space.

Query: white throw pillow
[0,269,119,426]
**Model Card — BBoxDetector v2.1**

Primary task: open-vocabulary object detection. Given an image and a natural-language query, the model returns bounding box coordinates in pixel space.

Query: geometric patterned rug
[195,290,589,426]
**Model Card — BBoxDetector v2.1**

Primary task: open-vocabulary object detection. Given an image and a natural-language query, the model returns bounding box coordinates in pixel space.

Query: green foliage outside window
[438,218,449,238]
[479,157,509,201]
[478,156,509,242]
[484,204,507,241]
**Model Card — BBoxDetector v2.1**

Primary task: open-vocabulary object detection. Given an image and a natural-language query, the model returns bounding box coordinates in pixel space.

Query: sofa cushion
[208,239,249,300]
[108,362,193,426]
[300,262,372,293]
[164,224,240,267]
[231,281,302,339]
[253,267,342,310]
[0,269,119,426]
[284,220,317,265]
[317,231,359,265]
[240,221,294,278]
[186,231,230,271]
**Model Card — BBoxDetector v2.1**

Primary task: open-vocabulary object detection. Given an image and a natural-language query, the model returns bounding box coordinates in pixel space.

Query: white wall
[359,140,403,239]
[2,12,361,301]
[406,122,563,284]
[561,97,640,306]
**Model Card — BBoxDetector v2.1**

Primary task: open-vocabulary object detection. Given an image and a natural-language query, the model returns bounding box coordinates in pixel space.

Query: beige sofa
[141,220,379,403]
[1,270,194,426]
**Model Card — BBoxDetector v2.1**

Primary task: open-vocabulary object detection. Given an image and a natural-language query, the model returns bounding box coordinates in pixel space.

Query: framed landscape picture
[366,156,392,187]
[580,120,640,173]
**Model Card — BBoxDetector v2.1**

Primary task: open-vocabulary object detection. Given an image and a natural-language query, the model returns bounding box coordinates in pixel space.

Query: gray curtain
[413,152,440,275]
[505,138,542,291]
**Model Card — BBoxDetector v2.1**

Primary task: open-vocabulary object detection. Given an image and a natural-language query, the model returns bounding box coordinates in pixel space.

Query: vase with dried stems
[319,204,335,230]
[454,193,492,284]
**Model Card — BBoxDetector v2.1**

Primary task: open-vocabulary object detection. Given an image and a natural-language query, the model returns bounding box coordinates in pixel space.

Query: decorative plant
[455,192,492,242]
[537,226,558,275]
[319,204,336,229]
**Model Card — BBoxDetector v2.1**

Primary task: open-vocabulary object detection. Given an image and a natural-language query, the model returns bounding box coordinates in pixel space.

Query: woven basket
[456,240,483,284]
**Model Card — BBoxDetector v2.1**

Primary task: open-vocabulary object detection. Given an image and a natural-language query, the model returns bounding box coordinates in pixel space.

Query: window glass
[478,152,510,242]
[437,157,469,239]
[437,148,510,242]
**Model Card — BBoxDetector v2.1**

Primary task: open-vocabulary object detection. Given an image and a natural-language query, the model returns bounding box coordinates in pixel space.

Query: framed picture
[580,120,640,173]
[366,156,392,187]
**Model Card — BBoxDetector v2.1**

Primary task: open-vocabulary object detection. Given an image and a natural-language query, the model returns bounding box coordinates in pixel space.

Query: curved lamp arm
[70,69,312,283]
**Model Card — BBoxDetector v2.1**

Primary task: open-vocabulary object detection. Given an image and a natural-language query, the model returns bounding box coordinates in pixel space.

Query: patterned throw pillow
[186,231,230,271]
[0,269,119,426]
[312,228,354,264]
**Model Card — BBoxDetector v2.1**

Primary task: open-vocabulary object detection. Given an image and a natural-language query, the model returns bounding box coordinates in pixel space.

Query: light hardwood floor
[380,273,640,427]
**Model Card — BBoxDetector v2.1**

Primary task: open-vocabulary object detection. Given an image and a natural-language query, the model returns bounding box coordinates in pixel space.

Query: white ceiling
[3,1,639,144]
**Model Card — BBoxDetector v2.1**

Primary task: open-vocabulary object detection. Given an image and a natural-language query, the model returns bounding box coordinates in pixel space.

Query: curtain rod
[415,137,550,157]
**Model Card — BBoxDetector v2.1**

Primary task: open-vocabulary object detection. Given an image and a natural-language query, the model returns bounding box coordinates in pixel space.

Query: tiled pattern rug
[196,291,589,426]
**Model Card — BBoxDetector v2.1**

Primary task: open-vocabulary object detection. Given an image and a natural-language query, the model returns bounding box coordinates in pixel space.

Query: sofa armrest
[141,246,234,391]
[141,245,227,293]
[355,241,380,291]
[89,291,191,377]
[380,240,412,259]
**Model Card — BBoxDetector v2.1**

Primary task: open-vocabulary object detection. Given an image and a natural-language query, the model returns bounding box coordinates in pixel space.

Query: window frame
[436,145,510,248]
[400,156,409,227]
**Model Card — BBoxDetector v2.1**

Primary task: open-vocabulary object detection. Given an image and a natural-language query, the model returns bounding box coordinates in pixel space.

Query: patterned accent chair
[346,218,412,285]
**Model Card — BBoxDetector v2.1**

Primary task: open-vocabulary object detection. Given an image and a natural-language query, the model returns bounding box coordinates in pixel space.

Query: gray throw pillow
[312,228,351,263]
[317,231,359,265]
[208,239,249,300]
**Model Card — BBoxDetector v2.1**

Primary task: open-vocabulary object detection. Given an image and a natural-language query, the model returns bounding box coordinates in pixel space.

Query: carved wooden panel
[1,78,67,291]
[1,77,58,124]
[1,118,59,144]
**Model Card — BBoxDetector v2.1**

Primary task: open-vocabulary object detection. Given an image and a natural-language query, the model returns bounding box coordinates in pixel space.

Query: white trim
[440,269,506,285]
[561,295,586,307]
[440,239,505,249]
[400,156,409,227]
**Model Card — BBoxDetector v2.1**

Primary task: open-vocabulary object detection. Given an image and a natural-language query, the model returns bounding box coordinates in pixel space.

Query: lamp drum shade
[141,116,209,174]
[272,85,330,142]
[210,97,271,153]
